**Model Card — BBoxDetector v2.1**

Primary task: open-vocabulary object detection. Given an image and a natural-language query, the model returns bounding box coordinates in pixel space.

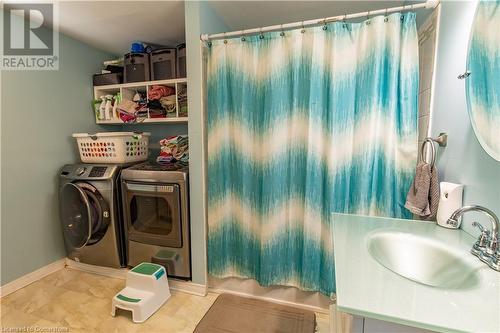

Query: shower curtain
[206,13,418,295]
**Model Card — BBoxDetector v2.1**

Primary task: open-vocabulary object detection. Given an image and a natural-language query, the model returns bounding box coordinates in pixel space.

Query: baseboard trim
[65,259,128,279]
[0,258,66,298]
[208,287,329,314]
[169,280,207,296]
[65,259,207,296]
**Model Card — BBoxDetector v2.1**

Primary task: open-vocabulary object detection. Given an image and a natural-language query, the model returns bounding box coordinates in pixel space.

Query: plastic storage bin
[73,132,150,163]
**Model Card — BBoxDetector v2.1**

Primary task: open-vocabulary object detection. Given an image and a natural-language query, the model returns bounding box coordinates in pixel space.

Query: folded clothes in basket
[157,135,189,163]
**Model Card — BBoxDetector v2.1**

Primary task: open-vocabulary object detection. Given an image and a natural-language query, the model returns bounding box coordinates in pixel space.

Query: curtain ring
[366,11,371,25]
[259,27,264,39]
[322,18,328,30]
[280,24,285,37]
[384,8,389,22]
[223,32,227,44]
[241,29,246,42]
[301,21,305,33]
[342,14,347,28]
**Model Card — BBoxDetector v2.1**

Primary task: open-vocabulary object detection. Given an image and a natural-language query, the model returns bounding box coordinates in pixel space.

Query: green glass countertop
[332,213,500,333]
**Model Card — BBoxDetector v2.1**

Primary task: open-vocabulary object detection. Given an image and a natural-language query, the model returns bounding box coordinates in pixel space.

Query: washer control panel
[60,164,115,179]
[89,166,107,178]
[75,166,86,176]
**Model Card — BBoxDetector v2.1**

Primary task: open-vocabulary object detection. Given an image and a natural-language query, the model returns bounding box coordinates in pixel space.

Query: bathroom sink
[367,231,479,289]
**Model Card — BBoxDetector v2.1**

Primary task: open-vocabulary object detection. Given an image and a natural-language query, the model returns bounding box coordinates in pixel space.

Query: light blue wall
[185,1,229,286]
[1,27,113,284]
[432,1,500,236]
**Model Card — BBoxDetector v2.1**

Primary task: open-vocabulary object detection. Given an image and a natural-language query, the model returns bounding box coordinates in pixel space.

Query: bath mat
[194,293,316,333]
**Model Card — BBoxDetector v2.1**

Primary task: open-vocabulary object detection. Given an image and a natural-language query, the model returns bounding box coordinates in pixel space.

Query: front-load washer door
[60,182,110,250]
[60,183,93,249]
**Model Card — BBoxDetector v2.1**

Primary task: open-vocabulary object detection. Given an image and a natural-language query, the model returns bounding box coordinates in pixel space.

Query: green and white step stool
[111,262,171,323]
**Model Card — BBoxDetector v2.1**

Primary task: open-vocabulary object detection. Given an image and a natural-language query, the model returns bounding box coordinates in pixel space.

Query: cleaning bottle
[104,95,113,120]
[99,96,106,120]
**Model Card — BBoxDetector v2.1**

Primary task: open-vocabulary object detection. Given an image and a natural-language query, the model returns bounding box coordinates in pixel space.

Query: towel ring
[420,139,436,167]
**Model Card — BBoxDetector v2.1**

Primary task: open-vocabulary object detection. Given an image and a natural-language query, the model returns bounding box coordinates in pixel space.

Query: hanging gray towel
[425,165,440,219]
[405,161,431,216]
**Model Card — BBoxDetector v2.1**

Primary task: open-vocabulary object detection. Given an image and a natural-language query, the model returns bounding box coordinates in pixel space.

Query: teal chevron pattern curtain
[206,13,418,295]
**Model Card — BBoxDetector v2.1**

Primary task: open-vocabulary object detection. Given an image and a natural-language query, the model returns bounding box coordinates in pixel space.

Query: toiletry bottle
[99,96,106,120]
[104,95,113,120]
[112,92,121,119]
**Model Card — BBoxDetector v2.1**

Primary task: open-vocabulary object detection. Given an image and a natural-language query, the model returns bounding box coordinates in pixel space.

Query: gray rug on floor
[194,293,316,333]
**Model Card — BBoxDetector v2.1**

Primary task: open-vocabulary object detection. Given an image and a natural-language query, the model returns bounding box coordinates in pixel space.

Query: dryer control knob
[75,166,86,176]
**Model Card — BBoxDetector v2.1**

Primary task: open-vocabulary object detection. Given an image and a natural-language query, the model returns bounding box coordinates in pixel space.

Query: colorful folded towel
[157,135,189,163]
[148,85,175,100]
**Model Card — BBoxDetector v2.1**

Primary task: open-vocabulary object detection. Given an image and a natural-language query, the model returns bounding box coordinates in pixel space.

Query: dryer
[121,161,191,279]
[59,164,125,268]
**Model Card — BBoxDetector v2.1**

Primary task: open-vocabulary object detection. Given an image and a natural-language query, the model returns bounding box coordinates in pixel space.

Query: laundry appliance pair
[59,161,191,279]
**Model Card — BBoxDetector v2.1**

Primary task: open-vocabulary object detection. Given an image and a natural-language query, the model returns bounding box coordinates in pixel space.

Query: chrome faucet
[447,205,500,271]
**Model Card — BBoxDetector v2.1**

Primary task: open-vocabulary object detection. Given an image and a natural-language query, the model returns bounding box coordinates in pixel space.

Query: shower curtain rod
[200,0,439,41]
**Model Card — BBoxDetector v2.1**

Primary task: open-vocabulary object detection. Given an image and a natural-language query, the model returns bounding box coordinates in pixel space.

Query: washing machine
[59,164,125,268]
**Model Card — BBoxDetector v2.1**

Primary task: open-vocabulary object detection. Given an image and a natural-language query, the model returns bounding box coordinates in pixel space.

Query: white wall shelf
[96,117,189,125]
[94,78,188,124]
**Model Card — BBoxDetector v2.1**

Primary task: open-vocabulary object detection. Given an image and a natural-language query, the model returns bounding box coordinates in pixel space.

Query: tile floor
[0,268,330,333]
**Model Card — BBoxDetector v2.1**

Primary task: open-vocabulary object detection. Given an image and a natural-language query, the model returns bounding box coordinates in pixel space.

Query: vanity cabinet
[362,318,435,333]
[331,307,435,333]
[341,316,436,333]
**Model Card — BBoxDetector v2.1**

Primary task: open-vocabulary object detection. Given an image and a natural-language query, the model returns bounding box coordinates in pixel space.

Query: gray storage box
[176,43,186,78]
[93,72,123,86]
[150,48,176,81]
[124,52,150,83]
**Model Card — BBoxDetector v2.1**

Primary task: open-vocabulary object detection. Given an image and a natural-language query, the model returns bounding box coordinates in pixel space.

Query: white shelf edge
[96,117,189,125]
[94,78,187,91]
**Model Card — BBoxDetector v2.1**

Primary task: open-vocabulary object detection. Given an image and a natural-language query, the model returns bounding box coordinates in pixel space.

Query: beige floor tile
[42,267,82,287]
[0,306,41,327]
[97,311,141,333]
[0,303,14,318]
[1,268,330,333]
[32,318,70,333]
[1,280,67,314]
[60,271,124,299]
[31,289,92,325]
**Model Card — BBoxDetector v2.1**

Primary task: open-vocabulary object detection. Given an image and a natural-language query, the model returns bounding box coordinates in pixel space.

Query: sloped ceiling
[56,1,185,55]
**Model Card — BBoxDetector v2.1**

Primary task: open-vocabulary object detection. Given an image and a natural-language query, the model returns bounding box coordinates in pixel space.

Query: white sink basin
[367,231,480,289]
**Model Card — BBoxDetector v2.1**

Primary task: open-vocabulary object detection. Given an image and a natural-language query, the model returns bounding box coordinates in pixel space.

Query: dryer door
[60,183,92,249]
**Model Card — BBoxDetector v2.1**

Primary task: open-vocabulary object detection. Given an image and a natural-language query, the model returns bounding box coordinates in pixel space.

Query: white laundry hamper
[111,262,171,323]
[73,132,150,164]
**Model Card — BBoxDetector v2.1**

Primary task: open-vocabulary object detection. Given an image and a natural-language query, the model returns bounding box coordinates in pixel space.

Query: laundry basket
[73,132,150,163]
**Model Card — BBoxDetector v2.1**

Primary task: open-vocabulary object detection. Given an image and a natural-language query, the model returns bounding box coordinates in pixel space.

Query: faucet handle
[472,221,485,233]
[488,250,500,272]
[471,222,490,257]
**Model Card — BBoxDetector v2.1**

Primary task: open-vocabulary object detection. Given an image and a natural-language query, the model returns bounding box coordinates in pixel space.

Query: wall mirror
[466,1,500,161]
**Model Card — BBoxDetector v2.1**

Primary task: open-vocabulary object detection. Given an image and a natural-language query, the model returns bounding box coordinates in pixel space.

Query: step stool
[111,262,171,323]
